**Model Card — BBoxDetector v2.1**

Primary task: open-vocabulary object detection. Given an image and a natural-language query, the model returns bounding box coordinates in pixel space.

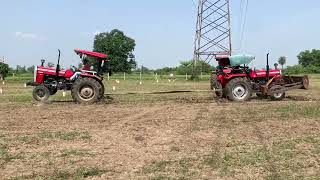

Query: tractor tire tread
[32,85,50,102]
[225,77,252,102]
[71,77,100,104]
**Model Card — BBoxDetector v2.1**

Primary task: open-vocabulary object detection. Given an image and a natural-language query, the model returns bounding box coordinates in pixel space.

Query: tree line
[1,29,320,79]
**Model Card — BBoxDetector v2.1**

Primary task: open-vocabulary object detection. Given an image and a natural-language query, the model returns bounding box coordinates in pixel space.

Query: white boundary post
[155,73,159,83]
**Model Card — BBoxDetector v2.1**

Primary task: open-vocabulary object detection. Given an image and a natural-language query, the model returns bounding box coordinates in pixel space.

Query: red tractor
[27,49,110,104]
[210,53,309,101]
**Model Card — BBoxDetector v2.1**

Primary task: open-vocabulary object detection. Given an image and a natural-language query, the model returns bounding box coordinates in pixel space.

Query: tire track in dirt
[180,101,233,156]
[248,121,279,177]
[106,104,170,131]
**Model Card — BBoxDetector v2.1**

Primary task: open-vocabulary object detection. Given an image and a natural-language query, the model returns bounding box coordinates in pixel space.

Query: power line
[191,0,197,9]
[239,0,249,51]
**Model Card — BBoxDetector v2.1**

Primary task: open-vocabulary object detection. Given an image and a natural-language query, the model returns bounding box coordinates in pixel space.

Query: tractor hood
[229,54,255,66]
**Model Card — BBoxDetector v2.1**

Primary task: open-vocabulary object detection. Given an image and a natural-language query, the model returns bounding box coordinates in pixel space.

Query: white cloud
[14,32,46,41]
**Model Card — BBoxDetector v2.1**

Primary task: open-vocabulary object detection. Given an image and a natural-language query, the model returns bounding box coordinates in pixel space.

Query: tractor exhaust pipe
[56,49,61,77]
[266,53,270,81]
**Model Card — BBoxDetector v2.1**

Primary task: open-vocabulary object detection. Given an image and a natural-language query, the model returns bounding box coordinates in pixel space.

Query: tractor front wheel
[269,85,286,101]
[225,78,252,102]
[33,85,50,102]
[71,78,100,104]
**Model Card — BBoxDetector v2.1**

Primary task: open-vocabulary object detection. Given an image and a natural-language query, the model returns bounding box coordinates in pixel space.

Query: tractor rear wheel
[97,80,105,100]
[71,78,100,104]
[225,78,252,102]
[33,85,50,102]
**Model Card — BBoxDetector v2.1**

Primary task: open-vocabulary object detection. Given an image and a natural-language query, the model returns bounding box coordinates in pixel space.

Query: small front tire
[269,85,286,101]
[33,85,50,102]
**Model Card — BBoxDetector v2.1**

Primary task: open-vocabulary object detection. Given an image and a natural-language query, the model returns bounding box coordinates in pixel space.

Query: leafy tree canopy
[93,29,136,73]
[278,56,286,69]
[0,62,9,78]
[297,49,320,67]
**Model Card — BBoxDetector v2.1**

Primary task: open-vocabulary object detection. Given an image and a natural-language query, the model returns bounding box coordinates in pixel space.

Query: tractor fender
[80,74,103,82]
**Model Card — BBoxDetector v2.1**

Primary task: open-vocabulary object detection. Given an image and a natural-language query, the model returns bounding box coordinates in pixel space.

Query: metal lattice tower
[193,0,232,63]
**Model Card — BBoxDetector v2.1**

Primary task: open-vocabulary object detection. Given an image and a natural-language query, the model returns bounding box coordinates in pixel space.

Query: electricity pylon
[193,0,232,78]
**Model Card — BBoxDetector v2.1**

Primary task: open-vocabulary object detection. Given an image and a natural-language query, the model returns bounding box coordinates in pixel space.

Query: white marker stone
[62,91,66,97]
[140,82,142,85]
[0,88,3,94]
[24,83,27,88]
[112,86,116,91]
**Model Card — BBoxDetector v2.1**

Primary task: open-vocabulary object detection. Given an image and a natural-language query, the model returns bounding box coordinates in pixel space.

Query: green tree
[176,60,212,75]
[278,56,287,70]
[154,67,177,75]
[93,29,136,73]
[15,65,27,74]
[27,65,35,73]
[297,49,320,67]
[0,62,9,80]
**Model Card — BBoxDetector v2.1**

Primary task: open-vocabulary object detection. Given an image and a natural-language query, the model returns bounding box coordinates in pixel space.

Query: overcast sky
[0,0,319,69]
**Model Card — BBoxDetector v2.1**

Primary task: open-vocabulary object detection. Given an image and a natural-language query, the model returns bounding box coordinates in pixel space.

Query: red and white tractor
[210,53,309,101]
[27,49,110,104]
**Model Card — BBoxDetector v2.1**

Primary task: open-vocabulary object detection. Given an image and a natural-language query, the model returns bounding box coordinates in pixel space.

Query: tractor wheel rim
[273,93,283,99]
[232,85,248,100]
[79,86,95,101]
[36,89,45,98]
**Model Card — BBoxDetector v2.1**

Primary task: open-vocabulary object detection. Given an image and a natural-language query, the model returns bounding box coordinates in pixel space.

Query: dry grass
[0,75,319,179]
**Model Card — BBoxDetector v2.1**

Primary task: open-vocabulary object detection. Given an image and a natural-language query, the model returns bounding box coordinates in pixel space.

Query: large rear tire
[225,78,252,102]
[97,80,105,100]
[33,85,50,102]
[71,78,100,104]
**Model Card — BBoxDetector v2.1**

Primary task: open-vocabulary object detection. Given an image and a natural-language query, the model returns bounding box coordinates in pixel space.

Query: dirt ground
[0,77,319,179]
